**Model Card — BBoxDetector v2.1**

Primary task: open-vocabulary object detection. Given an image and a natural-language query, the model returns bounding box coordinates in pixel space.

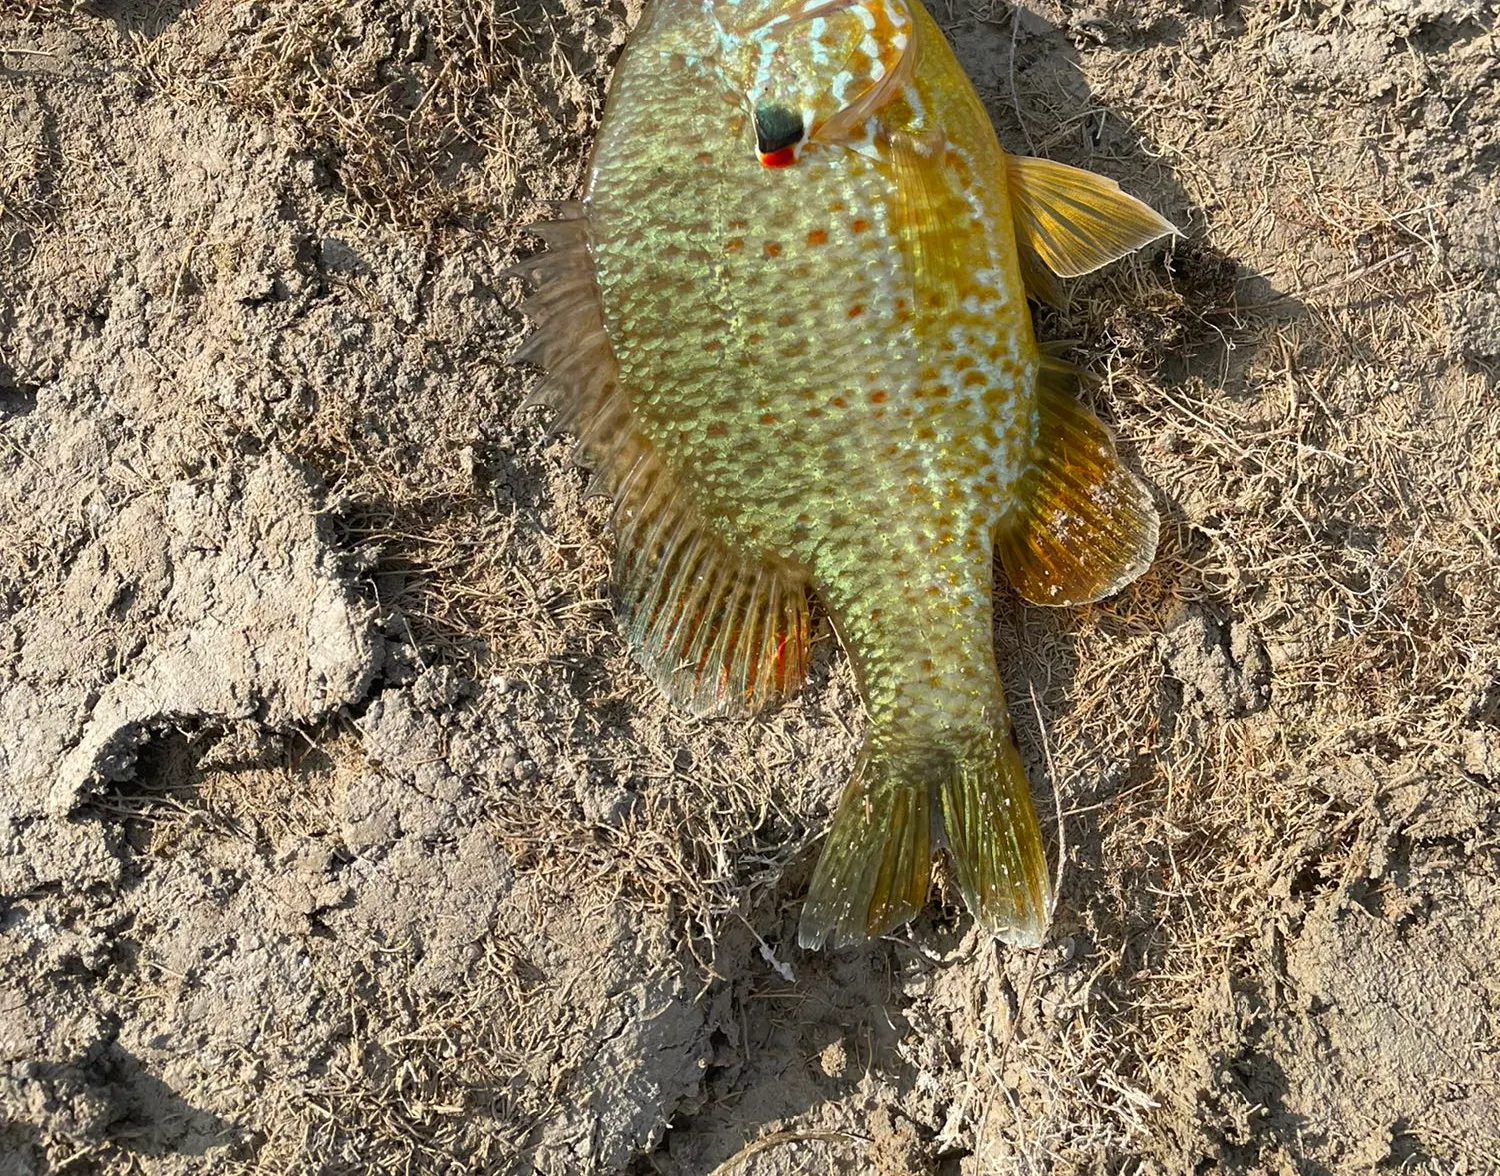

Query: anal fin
[1006,154,1178,305]
[511,207,811,717]
[997,359,1159,606]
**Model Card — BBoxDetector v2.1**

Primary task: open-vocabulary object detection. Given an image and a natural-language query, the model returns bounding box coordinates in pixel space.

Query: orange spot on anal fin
[761,147,797,168]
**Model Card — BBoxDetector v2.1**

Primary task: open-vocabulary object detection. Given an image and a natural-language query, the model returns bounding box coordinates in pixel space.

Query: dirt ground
[1,0,1497,1172]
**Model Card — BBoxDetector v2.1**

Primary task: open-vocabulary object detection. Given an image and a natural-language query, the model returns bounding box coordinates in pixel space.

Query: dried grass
[136,0,617,236]
[5,0,1495,1169]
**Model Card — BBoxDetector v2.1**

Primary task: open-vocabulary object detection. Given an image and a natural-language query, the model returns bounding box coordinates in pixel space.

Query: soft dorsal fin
[510,208,812,716]
[996,359,1159,606]
[1005,155,1178,305]
[612,470,811,716]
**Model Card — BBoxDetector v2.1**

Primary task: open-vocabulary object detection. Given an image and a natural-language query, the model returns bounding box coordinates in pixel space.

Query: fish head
[712,0,915,167]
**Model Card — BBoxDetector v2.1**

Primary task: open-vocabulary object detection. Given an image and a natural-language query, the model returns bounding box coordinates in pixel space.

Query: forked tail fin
[797,735,1053,950]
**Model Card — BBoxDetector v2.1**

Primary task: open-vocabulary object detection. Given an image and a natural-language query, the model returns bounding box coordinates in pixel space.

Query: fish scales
[592,2,1028,721]
[515,0,1176,949]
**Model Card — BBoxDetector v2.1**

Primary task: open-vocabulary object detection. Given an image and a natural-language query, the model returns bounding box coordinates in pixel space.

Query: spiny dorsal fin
[510,210,812,717]
[1005,154,1178,305]
[996,358,1159,606]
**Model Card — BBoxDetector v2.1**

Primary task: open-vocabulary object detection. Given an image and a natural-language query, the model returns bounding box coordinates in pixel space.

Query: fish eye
[754,102,805,168]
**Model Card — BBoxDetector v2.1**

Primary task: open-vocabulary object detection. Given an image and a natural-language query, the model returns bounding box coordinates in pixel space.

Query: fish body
[515,0,1173,948]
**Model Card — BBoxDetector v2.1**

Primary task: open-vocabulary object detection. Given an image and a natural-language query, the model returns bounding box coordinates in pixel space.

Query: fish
[511,0,1175,950]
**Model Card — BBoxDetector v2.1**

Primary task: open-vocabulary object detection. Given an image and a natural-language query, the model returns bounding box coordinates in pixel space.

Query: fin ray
[511,213,812,717]
[937,734,1052,947]
[1006,154,1178,291]
[613,472,811,717]
[997,359,1159,606]
[798,749,935,950]
[799,733,1054,950]
[889,130,967,316]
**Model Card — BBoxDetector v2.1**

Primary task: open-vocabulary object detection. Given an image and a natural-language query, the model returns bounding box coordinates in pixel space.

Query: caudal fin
[798,736,1053,950]
[938,736,1053,948]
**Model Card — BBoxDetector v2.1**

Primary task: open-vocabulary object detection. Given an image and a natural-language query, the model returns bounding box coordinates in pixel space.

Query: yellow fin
[613,476,811,717]
[937,734,1053,948]
[798,747,935,949]
[889,130,967,316]
[799,731,1052,950]
[511,209,811,717]
[997,359,1159,607]
[1005,155,1178,298]
[1015,240,1064,308]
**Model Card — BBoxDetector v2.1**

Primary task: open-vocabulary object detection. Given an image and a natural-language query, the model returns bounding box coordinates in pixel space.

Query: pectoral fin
[1006,155,1178,304]
[888,130,967,315]
[997,360,1159,607]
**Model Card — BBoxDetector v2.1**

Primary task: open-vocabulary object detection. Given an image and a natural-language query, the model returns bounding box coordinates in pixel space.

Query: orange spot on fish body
[850,218,871,233]
[764,241,783,258]
[806,229,829,246]
[847,304,864,318]
[869,390,888,404]
[725,238,744,253]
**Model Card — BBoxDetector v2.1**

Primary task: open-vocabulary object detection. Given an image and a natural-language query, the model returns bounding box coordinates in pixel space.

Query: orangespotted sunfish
[513,0,1175,949]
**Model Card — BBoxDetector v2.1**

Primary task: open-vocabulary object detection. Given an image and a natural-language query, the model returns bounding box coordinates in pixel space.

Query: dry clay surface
[1,0,1498,1173]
